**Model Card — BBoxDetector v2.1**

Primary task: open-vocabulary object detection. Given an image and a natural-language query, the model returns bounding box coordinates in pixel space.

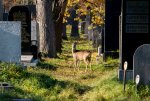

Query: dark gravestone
[62,23,68,40]
[84,7,92,35]
[92,26,102,48]
[80,21,86,34]
[3,13,9,21]
[0,0,3,21]
[70,8,79,37]
[133,44,150,85]
[120,0,150,70]
[104,0,121,60]
[26,5,36,20]
[8,6,31,55]
[118,0,150,81]
[71,20,79,37]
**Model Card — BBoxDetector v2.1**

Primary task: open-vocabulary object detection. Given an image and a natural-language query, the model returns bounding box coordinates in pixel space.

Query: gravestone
[8,6,31,55]
[3,13,9,21]
[62,23,67,40]
[88,24,93,41]
[0,0,3,21]
[84,7,91,35]
[104,0,121,60]
[133,44,150,85]
[119,0,150,81]
[31,20,38,59]
[31,20,38,41]
[92,26,102,48]
[0,21,21,63]
[70,8,79,37]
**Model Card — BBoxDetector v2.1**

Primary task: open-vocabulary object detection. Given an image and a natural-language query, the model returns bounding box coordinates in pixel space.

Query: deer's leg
[74,60,77,72]
[90,62,91,70]
[87,59,91,70]
[86,63,88,72]
[84,59,88,72]
[77,61,80,71]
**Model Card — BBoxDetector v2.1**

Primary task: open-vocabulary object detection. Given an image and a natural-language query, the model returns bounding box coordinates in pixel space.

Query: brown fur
[72,42,92,72]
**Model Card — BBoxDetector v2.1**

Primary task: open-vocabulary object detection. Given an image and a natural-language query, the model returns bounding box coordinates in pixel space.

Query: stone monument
[119,0,150,81]
[133,44,150,85]
[0,21,21,63]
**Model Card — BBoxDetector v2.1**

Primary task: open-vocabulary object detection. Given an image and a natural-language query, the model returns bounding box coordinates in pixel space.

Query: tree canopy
[64,0,105,26]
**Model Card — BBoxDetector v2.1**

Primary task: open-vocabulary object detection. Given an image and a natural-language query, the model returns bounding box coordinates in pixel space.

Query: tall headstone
[92,26,102,48]
[104,0,121,60]
[119,0,150,81]
[0,21,21,63]
[31,20,38,41]
[133,44,150,85]
[8,6,31,55]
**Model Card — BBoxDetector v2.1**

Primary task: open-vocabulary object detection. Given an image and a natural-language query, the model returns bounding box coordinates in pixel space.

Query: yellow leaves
[74,17,80,21]
[92,15,104,25]
[63,18,67,23]
[65,0,105,25]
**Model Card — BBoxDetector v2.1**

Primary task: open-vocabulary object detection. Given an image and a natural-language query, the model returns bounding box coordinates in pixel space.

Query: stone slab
[12,99,31,101]
[133,44,150,85]
[118,69,133,81]
[0,21,21,63]
[21,55,33,62]
[31,20,38,41]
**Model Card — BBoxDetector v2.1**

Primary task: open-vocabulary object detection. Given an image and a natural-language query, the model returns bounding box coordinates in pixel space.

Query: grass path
[0,36,145,101]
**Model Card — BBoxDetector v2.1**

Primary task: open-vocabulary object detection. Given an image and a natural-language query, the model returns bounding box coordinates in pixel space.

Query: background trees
[64,0,105,27]
[2,0,105,58]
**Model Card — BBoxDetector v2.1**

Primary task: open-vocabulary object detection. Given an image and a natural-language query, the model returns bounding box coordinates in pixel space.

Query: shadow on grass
[0,66,92,100]
[28,72,92,94]
[37,61,58,71]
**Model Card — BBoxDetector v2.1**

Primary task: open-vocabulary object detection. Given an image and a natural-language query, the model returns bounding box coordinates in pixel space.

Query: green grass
[0,34,150,101]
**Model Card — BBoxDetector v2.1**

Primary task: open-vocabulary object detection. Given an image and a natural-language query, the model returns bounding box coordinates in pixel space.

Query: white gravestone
[0,21,21,63]
[133,44,150,85]
[31,20,38,41]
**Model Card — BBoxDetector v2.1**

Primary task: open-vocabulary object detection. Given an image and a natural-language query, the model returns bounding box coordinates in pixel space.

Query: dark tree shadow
[37,62,58,71]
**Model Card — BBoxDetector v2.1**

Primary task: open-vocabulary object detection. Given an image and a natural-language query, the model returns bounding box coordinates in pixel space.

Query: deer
[72,42,92,72]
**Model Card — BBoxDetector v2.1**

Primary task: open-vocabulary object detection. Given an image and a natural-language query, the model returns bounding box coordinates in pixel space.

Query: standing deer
[72,42,92,72]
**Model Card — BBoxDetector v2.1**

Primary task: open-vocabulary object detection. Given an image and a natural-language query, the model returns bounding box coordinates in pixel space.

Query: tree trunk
[36,0,56,57]
[53,0,68,53]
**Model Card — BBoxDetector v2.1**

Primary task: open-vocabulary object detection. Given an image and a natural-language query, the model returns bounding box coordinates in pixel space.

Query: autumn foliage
[65,0,105,25]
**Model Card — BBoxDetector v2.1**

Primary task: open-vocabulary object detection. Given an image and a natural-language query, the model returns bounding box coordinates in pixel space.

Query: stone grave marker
[118,0,150,81]
[133,44,150,85]
[0,21,21,63]
[92,26,102,48]
[104,0,121,60]
[31,20,38,41]
[9,6,31,55]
